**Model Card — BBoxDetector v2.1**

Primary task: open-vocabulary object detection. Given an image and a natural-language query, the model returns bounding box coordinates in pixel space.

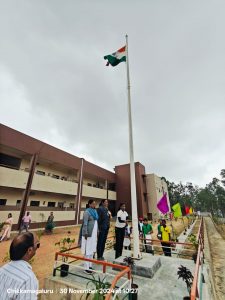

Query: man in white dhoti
[81,199,99,274]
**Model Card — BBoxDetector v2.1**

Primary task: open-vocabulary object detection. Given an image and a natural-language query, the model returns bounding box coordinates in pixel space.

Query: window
[48,202,56,207]
[30,201,40,207]
[58,202,64,209]
[36,170,45,176]
[70,203,75,209]
[0,153,21,169]
[52,174,60,179]
[16,200,21,207]
[0,199,7,206]
[108,183,116,191]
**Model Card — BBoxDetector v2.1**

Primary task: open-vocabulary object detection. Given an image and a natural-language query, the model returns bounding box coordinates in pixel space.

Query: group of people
[0,211,55,242]
[80,199,174,276]
[0,200,173,294]
[80,199,112,274]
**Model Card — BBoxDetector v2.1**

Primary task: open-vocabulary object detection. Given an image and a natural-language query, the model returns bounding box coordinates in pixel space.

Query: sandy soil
[0,226,82,289]
[204,217,225,300]
[216,224,225,240]
[0,217,194,289]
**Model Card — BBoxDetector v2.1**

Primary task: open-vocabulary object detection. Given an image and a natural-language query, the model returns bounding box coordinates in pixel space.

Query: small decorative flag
[172,203,182,218]
[157,193,169,214]
[189,207,193,214]
[185,206,190,215]
[104,46,126,67]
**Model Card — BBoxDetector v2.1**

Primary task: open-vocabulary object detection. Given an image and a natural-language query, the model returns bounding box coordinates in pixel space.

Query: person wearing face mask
[0,232,40,299]
[115,203,128,259]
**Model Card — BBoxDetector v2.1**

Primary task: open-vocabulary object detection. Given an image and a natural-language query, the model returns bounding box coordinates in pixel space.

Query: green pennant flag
[172,203,182,218]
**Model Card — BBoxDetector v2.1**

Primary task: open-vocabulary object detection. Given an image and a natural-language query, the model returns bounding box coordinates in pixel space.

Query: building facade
[0,124,170,229]
[0,124,116,230]
[145,173,170,221]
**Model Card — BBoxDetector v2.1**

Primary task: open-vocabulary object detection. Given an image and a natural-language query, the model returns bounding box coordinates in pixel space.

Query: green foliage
[85,274,116,300]
[55,231,75,253]
[55,238,75,252]
[188,234,198,250]
[177,265,194,294]
[165,169,225,218]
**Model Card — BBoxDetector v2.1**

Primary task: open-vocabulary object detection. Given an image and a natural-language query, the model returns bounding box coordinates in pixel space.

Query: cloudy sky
[1,0,225,187]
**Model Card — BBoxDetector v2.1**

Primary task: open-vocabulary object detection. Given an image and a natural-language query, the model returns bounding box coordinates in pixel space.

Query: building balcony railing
[0,166,29,189]
[32,174,78,195]
[0,165,116,200]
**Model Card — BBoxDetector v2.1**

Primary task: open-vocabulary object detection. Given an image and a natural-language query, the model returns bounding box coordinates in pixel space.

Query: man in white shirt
[115,203,128,258]
[0,232,39,299]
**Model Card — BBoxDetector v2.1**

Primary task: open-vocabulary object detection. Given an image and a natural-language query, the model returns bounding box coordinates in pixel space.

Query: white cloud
[1,0,225,186]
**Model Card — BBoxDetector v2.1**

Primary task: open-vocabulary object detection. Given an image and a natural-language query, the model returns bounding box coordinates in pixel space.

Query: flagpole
[125,34,141,259]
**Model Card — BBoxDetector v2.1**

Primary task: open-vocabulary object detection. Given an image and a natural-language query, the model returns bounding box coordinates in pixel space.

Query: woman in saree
[0,213,13,242]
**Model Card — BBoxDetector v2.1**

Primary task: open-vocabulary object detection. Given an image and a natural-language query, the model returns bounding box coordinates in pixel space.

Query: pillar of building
[75,158,84,225]
[17,153,39,230]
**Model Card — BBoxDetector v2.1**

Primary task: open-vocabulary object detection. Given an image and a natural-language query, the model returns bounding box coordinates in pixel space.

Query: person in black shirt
[97,199,111,260]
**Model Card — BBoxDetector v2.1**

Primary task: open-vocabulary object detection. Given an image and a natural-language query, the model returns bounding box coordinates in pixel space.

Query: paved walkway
[45,249,195,300]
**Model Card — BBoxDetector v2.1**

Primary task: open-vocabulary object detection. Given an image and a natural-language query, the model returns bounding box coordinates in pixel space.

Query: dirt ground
[0,217,193,289]
[0,226,82,289]
[215,224,225,240]
[204,217,225,300]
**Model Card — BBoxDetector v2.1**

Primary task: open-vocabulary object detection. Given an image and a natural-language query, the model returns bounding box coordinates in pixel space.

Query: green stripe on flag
[104,54,126,67]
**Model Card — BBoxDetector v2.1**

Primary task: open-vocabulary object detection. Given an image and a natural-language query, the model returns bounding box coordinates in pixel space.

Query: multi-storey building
[0,124,170,230]
[0,124,116,230]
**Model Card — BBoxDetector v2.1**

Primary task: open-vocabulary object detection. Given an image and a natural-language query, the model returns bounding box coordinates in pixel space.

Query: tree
[163,171,225,217]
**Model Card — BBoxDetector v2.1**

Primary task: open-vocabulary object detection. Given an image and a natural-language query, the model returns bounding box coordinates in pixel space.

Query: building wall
[31,173,78,195]
[0,124,117,228]
[115,162,148,217]
[0,187,24,206]
[145,174,170,221]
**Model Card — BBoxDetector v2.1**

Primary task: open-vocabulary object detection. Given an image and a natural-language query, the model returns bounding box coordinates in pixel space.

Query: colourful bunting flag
[185,206,190,215]
[172,203,182,218]
[157,193,169,214]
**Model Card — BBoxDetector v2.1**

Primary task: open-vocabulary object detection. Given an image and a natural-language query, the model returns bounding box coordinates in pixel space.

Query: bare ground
[215,224,225,240]
[204,217,225,300]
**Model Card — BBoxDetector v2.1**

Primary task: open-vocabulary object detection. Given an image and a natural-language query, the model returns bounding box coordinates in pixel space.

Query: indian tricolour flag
[104,46,126,67]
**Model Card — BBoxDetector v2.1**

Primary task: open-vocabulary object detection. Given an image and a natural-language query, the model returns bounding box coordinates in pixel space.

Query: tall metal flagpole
[125,34,141,259]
